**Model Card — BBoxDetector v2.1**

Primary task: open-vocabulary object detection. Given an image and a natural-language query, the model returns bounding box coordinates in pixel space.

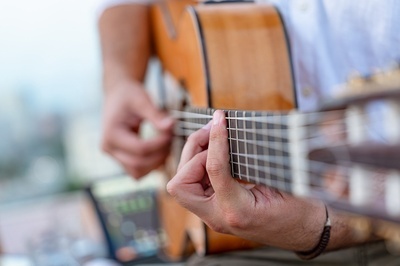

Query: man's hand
[167,110,328,251]
[102,79,174,178]
[99,5,174,179]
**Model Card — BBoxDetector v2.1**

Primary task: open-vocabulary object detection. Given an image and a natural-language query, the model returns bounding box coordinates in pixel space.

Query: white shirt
[98,0,400,111]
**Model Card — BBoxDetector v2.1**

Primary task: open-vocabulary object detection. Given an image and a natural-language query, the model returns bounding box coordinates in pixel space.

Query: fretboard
[178,107,293,192]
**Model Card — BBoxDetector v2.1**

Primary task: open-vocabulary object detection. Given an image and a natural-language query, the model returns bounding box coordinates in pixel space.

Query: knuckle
[225,211,246,229]
[186,132,198,145]
[129,169,143,179]
[166,181,177,197]
[209,126,227,142]
[206,161,223,177]
[126,164,147,179]
[125,158,139,169]
[134,145,147,156]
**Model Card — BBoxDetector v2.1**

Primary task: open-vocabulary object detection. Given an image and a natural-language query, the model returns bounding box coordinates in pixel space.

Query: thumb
[132,88,174,131]
[207,110,244,203]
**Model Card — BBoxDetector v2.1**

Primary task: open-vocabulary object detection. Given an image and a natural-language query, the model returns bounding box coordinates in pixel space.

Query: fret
[260,113,271,187]
[268,113,279,189]
[243,111,251,182]
[346,105,370,207]
[289,111,309,197]
[181,107,295,193]
[281,115,291,192]
[236,111,247,181]
[227,110,237,179]
[252,111,260,185]
[230,111,240,179]
[274,114,285,191]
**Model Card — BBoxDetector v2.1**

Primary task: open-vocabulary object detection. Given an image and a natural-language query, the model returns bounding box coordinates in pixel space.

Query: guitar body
[151,0,295,260]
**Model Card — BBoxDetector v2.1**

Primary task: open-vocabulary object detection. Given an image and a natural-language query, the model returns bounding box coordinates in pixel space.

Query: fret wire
[243,111,250,182]
[252,111,260,185]
[230,111,239,179]
[228,110,235,178]
[263,114,272,187]
[276,115,285,191]
[282,115,292,192]
[235,111,242,180]
[257,113,266,186]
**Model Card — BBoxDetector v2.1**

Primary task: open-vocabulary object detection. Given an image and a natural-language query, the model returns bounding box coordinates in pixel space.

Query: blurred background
[0,0,166,265]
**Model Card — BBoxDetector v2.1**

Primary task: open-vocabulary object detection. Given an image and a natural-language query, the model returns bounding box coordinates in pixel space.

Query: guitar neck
[177,107,296,193]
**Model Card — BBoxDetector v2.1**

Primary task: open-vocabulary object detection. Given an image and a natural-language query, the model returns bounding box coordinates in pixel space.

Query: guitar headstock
[322,63,400,110]
[303,65,400,253]
[339,63,400,94]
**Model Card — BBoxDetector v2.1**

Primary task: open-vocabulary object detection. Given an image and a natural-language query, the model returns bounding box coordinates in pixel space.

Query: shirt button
[301,86,313,97]
[299,1,309,12]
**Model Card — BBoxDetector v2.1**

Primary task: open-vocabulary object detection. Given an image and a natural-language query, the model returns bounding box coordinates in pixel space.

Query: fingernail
[213,110,223,126]
[160,117,174,128]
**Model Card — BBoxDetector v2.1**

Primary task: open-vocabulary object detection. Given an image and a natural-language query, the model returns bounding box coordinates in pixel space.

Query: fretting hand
[167,110,327,251]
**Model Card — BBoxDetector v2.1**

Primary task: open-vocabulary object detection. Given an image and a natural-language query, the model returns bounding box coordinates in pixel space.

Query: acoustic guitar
[149,0,400,260]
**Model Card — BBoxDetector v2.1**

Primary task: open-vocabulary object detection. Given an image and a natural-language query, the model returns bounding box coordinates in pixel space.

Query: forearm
[294,200,378,254]
[325,208,378,252]
[98,4,152,89]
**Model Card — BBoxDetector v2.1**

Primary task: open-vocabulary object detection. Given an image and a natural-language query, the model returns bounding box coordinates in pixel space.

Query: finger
[177,121,212,171]
[207,110,245,203]
[167,151,215,216]
[108,127,172,157]
[129,87,175,132]
[113,148,170,179]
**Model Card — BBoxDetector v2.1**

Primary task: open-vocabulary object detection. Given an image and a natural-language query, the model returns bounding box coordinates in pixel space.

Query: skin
[99,4,375,255]
[99,4,174,178]
[167,110,373,252]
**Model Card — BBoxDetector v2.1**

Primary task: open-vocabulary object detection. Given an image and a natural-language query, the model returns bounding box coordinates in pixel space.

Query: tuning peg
[347,71,369,90]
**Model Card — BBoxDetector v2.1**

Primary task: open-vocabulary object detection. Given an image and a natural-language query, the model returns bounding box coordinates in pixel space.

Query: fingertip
[156,116,175,131]
[212,110,226,127]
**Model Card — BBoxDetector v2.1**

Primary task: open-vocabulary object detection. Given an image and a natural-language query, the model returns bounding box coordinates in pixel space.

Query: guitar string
[233,160,390,201]
[173,129,396,200]
[229,156,389,205]
[170,108,348,124]
[230,165,388,205]
[169,109,396,205]
[176,108,383,137]
[174,109,385,146]
[174,126,400,169]
[174,121,367,149]
[171,108,363,127]
[174,133,399,179]
[175,121,353,141]
[172,120,390,195]
[173,121,394,167]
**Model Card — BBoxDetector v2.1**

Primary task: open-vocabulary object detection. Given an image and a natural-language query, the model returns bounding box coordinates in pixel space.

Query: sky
[0,0,102,114]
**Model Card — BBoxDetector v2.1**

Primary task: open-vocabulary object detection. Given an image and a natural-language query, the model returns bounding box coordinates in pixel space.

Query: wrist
[294,200,327,251]
[103,67,143,93]
[295,204,331,260]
